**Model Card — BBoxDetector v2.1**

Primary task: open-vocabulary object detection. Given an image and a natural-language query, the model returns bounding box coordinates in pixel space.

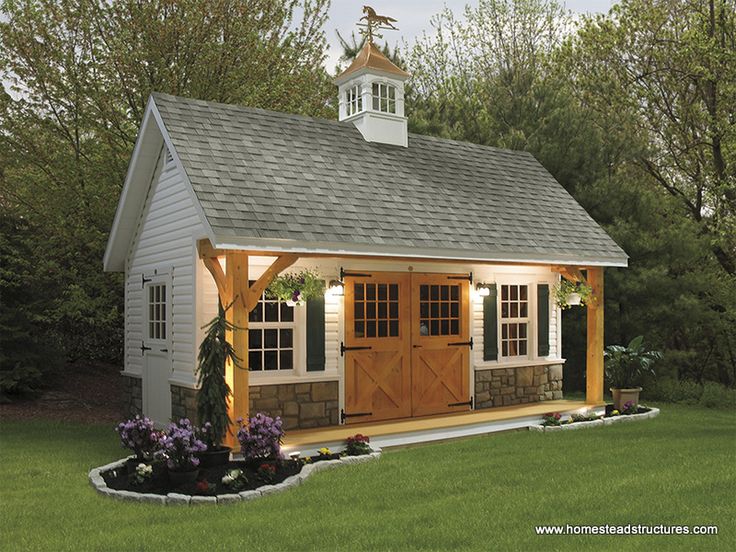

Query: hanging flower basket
[554,279,593,309]
[267,269,325,306]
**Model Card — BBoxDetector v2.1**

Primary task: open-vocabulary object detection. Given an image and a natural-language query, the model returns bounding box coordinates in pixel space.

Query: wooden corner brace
[551,265,587,284]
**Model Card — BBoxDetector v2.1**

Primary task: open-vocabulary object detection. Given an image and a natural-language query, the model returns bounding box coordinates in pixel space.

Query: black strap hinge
[140,341,152,355]
[340,342,372,357]
[141,274,152,288]
[340,267,372,279]
[447,272,473,284]
[340,409,373,423]
[448,397,474,409]
[448,337,473,350]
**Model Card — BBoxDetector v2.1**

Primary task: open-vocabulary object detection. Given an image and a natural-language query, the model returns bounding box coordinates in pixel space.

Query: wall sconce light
[328,279,345,297]
[475,283,491,297]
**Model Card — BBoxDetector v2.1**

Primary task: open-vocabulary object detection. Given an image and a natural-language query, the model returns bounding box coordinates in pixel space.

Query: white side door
[142,275,172,426]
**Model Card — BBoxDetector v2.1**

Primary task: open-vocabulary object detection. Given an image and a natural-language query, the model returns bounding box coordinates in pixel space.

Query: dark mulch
[0,362,123,424]
[103,458,306,496]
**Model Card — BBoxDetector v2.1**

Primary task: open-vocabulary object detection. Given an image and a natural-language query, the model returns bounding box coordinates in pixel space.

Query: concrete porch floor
[282,400,594,456]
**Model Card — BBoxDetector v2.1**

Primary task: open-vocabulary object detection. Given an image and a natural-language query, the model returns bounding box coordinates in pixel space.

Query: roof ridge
[151,92,534,159]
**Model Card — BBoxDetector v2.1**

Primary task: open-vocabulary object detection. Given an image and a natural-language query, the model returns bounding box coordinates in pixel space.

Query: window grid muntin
[353,282,400,338]
[346,85,362,116]
[372,82,396,114]
[419,284,461,336]
[147,283,167,341]
[248,280,295,371]
[500,284,529,358]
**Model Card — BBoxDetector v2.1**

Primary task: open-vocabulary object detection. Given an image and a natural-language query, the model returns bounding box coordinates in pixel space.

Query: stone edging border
[529,407,660,432]
[88,450,382,505]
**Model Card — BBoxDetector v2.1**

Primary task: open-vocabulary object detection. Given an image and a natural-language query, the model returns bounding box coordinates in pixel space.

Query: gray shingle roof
[153,93,627,266]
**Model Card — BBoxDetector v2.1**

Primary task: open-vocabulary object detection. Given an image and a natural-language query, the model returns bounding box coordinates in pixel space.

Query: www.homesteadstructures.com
[104,37,627,449]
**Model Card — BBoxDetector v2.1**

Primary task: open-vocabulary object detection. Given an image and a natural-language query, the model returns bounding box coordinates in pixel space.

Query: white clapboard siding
[124,151,206,387]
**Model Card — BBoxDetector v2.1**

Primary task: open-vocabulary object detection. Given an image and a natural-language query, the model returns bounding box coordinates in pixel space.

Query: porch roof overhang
[204,235,629,268]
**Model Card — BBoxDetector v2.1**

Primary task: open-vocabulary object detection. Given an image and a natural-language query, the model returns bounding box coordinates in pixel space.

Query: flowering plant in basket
[116,415,160,460]
[345,434,371,456]
[156,419,207,472]
[237,413,284,461]
[267,269,325,306]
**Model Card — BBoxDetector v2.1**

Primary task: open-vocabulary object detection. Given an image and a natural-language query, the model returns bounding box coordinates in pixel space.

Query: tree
[562,0,736,276]
[403,0,736,388]
[0,0,334,371]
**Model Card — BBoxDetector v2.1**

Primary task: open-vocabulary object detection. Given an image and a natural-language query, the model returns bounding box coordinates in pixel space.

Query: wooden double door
[343,272,471,424]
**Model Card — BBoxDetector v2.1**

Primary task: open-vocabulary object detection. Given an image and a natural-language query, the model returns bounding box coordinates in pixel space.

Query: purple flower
[237,413,284,461]
[155,418,207,471]
[115,415,160,460]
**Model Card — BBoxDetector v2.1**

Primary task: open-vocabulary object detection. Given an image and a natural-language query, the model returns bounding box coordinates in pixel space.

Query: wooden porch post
[198,240,297,445]
[586,267,604,405]
[226,252,250,440]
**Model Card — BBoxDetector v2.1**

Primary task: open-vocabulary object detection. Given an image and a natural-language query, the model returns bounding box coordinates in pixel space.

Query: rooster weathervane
[358,6,399,43]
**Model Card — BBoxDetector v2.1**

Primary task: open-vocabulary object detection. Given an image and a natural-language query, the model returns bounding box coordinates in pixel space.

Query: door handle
[413,345,422,348]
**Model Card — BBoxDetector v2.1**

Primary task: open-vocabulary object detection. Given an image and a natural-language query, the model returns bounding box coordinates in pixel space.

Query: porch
[197,239,607,446]
[282,400,593,455]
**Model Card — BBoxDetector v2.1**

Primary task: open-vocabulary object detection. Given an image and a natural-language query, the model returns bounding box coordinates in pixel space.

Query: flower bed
[529,406,660,433]
[89,450,381,505]
[90,420,381,505]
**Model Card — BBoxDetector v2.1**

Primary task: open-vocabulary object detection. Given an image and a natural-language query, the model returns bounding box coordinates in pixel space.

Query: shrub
[115,416,160,460]
[641,378,735,409]
[157,419,206,472]
[642,378,702,404]
[195,304,236,448]
[699,382,736,409]
[237,413,284,461]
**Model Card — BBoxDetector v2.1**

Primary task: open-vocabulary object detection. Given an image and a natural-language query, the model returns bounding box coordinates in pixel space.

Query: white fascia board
[148,99,217,248]
[103,99,161,272]
[212,235,629,268]
[102,96,217,272]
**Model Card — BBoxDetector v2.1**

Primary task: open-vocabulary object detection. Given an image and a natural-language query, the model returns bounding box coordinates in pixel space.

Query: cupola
[334,40,410,147]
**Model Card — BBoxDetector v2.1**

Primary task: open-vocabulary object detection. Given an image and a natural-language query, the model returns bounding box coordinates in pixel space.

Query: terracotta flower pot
[610,387,642,411]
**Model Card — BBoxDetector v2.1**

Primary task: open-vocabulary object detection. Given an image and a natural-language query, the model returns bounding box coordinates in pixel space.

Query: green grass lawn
[1,404,735,552]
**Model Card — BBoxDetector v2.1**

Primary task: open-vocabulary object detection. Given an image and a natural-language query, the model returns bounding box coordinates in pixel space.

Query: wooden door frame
[341,269,473,422]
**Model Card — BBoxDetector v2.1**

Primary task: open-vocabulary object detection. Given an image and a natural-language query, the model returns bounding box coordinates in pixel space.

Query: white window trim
[495,275,537,365]
[371,81,397,114]
[346,84,363,116]
[144,273,171,350]
[247,264,338,385]
[499,283,531,360]
[247,299,304,378]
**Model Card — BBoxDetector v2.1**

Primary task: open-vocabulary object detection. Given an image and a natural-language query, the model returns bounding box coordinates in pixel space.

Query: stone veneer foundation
[475,364,564,409]
[249,381,339,430]
[121,375,142,418]
[170,385,199,423]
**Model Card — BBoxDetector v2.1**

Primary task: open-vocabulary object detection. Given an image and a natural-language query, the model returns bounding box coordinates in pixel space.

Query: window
[419,284,460,336]
[147,283,167,341]
[346,85,362,116]
[500,284,529,357]
[248,282,294,371]
[354,282,400,338]
[372,82,396,113]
